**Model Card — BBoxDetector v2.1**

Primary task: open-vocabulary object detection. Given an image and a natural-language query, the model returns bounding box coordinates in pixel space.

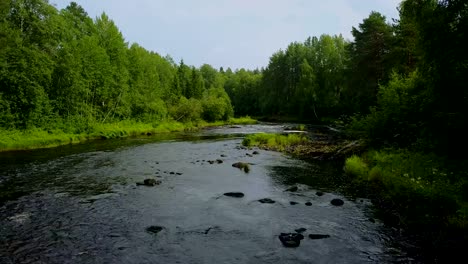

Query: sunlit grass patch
[242,133,309,151]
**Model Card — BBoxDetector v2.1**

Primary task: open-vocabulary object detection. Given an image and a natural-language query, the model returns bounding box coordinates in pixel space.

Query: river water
[0,124,418,263]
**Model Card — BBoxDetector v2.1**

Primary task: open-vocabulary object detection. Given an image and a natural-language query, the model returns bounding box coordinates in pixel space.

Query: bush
[344,155,369,177]
[169,97,202,122]
[201,88,234,122]
[348,71,421,148]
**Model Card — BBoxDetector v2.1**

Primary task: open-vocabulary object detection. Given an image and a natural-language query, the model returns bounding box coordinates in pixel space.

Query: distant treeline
[1,0,467,155]
[226,0,467,156]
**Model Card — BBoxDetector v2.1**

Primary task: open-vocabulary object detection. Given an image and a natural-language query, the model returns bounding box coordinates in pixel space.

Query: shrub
[344,155,369,177]
[169,97,202,122]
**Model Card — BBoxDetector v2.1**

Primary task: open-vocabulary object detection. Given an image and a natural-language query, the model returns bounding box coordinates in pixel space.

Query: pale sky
[49,0,401,70]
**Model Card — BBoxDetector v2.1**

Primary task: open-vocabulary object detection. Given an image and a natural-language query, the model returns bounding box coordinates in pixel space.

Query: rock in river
[331,198,344,206]
[305,202,312,206]
[232,162,250,173]
[308,234,330,239]
[295,228,307,233]
[278,233,304,247]
[316,191,324,196]
[290,201,299,205]
[137,179,161,186]
[146,226,164,234]
[258,198,275,204]
[224,192,244,198]
[285,186,298,192]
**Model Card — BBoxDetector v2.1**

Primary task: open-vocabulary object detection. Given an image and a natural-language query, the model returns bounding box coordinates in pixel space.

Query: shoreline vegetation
[243,130,467,259]
[0,117,256,152]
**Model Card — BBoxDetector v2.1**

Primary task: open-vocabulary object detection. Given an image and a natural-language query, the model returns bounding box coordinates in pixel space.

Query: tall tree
[347,12,395,112]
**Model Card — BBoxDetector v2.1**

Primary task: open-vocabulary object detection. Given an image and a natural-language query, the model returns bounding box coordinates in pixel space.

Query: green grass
[345,149,468,231]
[0,116,257,152]
[344,155,369,177]
[242,133,309,151]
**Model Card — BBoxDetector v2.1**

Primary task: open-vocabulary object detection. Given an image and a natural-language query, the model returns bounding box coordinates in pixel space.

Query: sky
[49,0,401,70]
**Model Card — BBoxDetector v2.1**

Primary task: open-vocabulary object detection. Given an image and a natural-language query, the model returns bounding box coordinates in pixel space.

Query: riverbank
[0,117,257,152]
[243,131,468,261]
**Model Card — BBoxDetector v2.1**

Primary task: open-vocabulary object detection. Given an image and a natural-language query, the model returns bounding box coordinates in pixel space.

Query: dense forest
[0,0,234,136]
[2,0,466,157]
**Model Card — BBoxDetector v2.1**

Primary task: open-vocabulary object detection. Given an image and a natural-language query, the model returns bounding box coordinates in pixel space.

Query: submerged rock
[305,202,312,206]
[258,198,275,204]
[308,234,330,239]
[208,160,215,164]
[295,228,307,233]
[278,233,304,247]
[216,159,223,164]
[252,151,260,155]
[331,198,344,206]
[285,186,298,192]
[223,192,245,198]
[146,226,163,234]
[220,154,227,157]
[137,179,161,186]
[290,201,299,205]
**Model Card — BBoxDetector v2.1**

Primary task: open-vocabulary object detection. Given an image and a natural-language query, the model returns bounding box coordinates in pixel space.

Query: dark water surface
[0,124,417,263]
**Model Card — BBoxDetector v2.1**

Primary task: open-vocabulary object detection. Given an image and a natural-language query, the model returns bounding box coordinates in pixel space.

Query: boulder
[223,192,245,198]
[308,234,330,239]
[278,233,304,247]
[331,198,344,206]
[258,198,275,204]
[232,162,250,173]
[146,226,163,234]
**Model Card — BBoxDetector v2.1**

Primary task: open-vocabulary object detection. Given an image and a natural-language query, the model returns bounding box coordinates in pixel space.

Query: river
[0,124,419,263]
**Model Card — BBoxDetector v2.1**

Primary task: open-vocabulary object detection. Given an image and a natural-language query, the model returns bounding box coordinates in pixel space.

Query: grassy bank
[242,133,310,152]
[345,150,468,238]
[0,117,257,152]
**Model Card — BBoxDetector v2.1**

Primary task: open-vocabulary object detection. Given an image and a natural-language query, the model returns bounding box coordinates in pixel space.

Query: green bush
[201,88,234,122]
[344,155,369,177]
[169,97,203,122]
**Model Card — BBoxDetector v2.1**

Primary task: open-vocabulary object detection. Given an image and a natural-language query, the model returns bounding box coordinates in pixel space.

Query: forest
[1,0,466,157]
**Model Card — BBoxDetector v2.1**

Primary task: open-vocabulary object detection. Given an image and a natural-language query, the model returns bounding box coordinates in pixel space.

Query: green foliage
[169,97,202,122]
[346,150,466,229]
[345,11,395,112]
[344,155,369,177]
[242,133,309,151]
[201,88,233,122]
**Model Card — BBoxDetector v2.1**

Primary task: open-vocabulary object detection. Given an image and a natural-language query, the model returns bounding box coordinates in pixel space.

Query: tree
[347,12,395,112]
